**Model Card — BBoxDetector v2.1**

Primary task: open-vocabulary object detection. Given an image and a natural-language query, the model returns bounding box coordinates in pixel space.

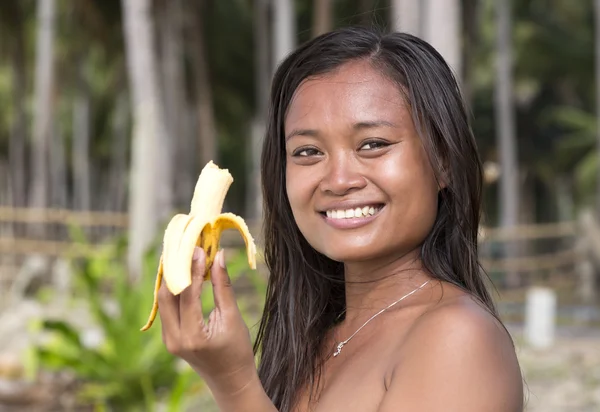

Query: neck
[340,247,431,324]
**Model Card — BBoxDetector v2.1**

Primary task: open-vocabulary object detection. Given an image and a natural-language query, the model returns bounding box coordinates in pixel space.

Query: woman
[157,26,524,411]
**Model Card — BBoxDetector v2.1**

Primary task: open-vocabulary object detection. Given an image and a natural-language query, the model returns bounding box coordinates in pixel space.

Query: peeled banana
[140,161,257,331]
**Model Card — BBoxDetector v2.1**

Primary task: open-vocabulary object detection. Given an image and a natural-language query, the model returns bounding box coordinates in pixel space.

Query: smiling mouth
[320,204,385,220]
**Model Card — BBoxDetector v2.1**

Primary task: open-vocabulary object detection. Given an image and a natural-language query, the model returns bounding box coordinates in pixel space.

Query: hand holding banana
[141,161,260,399]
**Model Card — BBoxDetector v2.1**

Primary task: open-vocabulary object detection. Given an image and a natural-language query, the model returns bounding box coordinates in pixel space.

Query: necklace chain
[333,279,430,357]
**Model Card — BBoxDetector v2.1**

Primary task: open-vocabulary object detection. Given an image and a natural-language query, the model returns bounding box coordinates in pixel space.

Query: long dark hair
[254,26,496,412]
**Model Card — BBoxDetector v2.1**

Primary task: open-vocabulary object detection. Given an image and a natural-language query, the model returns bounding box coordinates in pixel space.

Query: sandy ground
[509,325,600,412]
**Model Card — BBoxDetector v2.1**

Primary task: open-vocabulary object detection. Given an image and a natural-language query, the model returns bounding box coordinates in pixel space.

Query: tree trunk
[461,0,480,106]
[423,0,462,82]
[72,58,91,211]
[1,160,14,272]
[107,93,130,214]
[273,0,296,67]
[1,159,13,277]
[181,104,197,208]
[0,161,9,206]
[494,0,520,288]
[50,121,67,209]
[247,0,271,221]
[9,2,27,213]
[172,0,196,211]
[191,1,218,169]
[8,3,28,239]
[390,0,423,36]
[150,0,174,219]
[312,0,333,37]
[556,175,574,222]
[392,1,462,83]
[29,0,56,238]
[122,0,168,281]
[159,0,184,210]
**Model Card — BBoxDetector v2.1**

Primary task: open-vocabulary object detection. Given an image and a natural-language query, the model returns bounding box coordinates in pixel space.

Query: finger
[210,249,239,314]
[179,247,207,333]
[157,268,182,349]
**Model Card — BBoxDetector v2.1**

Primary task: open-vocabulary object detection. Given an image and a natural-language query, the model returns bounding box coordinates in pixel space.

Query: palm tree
[390,0,422,36]
[157,0,187,210]
[391,0,461,82]
[121,0,168,280]
[273,0,296,67]
[495,0,520,287]
[312,0,333,37]
[29,0,56,237]
[191,0,218,169]
[72,56,91,212]
[423,0,461,82]
[247,0,271,221]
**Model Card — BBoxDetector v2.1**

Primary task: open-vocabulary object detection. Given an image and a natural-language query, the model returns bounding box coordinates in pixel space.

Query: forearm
[208,371,279,412]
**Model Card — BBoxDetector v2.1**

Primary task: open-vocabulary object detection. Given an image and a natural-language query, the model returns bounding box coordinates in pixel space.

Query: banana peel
[140,161,257,331]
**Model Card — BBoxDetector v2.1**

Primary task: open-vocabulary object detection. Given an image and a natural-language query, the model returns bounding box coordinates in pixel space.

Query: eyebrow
[353,120,398,130]
[285,120,398,141]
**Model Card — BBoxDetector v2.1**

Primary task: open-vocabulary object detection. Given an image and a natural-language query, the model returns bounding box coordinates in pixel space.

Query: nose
[320,151,367,196]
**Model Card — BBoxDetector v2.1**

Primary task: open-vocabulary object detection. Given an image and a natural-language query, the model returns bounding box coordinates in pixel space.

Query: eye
[292,147,322,157]
[359,140,389,151]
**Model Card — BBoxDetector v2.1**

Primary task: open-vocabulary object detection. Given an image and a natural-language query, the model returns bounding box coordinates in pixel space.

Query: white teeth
[325,205,381,219]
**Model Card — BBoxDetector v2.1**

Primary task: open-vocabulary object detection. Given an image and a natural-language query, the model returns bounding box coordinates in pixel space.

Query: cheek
[285,164,311,217]
[403,159,440,234]
[382,148,440,226]
[285,166,321,246]
[285,180,300,218]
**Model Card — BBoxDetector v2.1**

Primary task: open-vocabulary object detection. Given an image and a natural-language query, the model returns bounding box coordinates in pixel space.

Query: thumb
[210,250,238,313]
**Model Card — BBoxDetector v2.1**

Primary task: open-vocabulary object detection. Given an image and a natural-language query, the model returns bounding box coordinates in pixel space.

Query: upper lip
[317,201,385,213]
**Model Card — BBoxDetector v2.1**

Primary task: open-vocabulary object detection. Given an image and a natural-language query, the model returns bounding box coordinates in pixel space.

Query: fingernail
[192,247,201,261]
[218,249,225,268]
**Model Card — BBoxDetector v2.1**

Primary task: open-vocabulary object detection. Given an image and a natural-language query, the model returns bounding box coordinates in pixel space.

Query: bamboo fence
[0,205,590,283]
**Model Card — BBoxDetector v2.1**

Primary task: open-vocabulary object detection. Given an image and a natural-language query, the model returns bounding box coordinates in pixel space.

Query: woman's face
[284,60,441,264]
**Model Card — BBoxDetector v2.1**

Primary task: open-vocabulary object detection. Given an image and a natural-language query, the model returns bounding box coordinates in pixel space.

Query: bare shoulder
[380,285,524,412]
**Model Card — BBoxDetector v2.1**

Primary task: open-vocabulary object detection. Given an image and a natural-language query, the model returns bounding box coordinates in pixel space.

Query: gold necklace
[333,279,430,357]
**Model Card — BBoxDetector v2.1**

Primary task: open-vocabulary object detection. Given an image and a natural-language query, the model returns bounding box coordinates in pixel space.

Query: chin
[312,242,383,264]
[310,236,424,266]
[299,226,391,264]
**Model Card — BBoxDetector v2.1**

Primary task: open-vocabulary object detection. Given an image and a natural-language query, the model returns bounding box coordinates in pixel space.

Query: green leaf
[41,319,83,348]
[166,368,199,412]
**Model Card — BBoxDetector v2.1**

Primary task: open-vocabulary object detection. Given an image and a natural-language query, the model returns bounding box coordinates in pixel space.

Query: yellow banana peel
[140,161,257,331]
